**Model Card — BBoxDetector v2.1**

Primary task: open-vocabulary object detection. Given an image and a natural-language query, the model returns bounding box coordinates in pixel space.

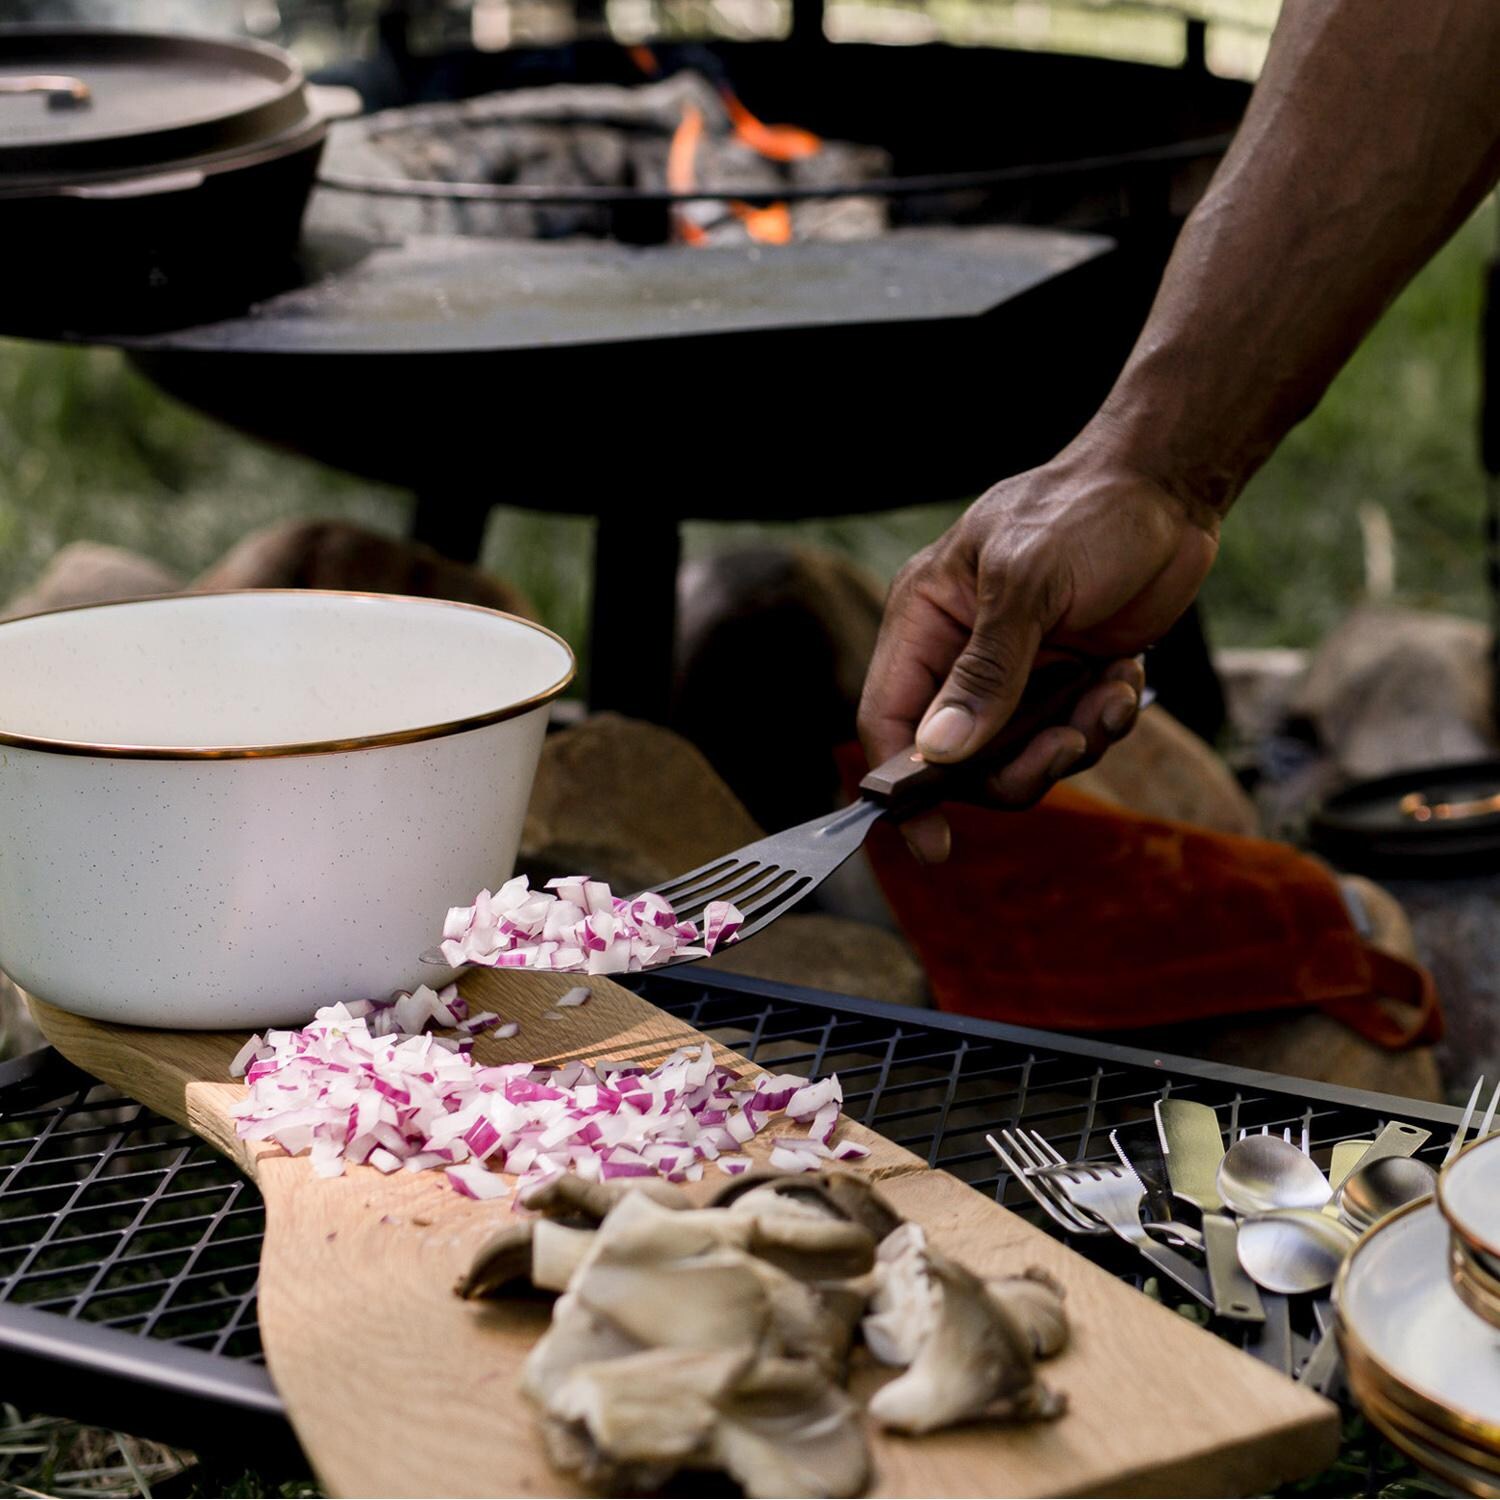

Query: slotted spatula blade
[644,658,1101,966]
[420,660,1108,972]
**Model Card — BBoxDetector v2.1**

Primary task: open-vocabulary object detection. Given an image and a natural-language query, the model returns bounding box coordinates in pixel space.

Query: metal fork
[987,1131,1099,1236]
[988,1131,1206,1250]
[1013,1132,1213,1310]
[1443,1076,1500,1166]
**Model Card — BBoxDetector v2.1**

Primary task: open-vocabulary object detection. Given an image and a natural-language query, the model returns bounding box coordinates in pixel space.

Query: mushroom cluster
[457,1171,1069,1496]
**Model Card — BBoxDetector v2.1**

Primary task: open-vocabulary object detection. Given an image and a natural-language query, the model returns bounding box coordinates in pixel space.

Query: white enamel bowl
[0,591,574,1028]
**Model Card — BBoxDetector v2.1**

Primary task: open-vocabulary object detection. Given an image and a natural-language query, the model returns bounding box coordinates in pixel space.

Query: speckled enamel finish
[0,592,572,1028]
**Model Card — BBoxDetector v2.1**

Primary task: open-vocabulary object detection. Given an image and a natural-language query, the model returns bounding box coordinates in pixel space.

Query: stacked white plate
[1337,1138,1500,1497]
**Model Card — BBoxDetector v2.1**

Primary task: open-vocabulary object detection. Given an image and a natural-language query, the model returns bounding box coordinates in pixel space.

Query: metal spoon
[1336,1155,1436,1232]
[1143,1220,1205,1253]
[1237,1208,1358,1295]
[1216,1134,1332,1217]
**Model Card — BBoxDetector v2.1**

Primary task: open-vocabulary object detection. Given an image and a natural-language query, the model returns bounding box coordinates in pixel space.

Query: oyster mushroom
[522,1290,646,1401]
[711,1170,903,1242]
[521,1173,688,1226]
[861,1222,935,1367]
[545,1348,869,1499]
[523,1191,874,1495]
[714,1357,871,1499]
[542,1345,747,1492]
[530,1219,596,1292]
[739,1254,862,1379]
[577,1188,874,1285]
[455,1219,596,1299]
[748,1215,876,1282]
[577,1245,773,1352]
[868,1250,1066,1434]
[529,1192,858,1380]
[988,1268,1069,1359]
[455,1223,535,1300]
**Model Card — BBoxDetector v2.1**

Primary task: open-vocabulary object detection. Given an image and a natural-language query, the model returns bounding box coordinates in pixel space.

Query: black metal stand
[410,492,490,564]
[587,510,682,720]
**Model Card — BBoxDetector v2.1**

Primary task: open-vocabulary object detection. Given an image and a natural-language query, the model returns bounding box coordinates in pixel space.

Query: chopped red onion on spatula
[437,876,744,975]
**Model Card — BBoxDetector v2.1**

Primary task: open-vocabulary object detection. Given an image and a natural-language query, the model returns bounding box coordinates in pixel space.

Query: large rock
[705,914,928,1007]
[2,541,181,620]
[520,713,765,895]
[1071,705,1261,837]
[191,520,534,618]
[673,545,885,832]
[1291,605,1496,778]
[1131,1008,1442,1100]
[1215,646,1309,745]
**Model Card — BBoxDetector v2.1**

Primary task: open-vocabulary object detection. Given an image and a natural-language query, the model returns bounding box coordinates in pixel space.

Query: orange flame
[731,202,792,244]
[721,88,821,163]
[627,45,661,78]
[665,83,818,247]
[667,103,709,247]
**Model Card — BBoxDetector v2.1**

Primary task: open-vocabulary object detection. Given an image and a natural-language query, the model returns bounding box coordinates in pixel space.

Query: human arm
[858,0,1500,860]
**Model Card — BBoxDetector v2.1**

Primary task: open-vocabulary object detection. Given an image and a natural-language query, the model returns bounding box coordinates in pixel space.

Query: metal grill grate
[0,1074,264,1361]
[0,968,1467,1460]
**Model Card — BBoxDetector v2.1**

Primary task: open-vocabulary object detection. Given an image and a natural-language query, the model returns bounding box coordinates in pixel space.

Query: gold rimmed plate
[1346,1344,1500,1474]
[1452,1235,1500,1328]
[1441,1135,1500,1260]
[1347,1362,1500,1498]
[1336,1200,1500,1455]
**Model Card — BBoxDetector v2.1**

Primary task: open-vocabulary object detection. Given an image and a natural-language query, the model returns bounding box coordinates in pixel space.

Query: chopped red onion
[438,877,743,975]
[446,1163,513,1201]
[230,999,847,1192]
[556,987,591,1008]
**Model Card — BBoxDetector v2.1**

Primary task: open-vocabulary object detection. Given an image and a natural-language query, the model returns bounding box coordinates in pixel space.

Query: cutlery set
[988,1076,1500,1394]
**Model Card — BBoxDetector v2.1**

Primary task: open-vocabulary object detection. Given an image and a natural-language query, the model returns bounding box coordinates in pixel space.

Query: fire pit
[18,29,1251,716]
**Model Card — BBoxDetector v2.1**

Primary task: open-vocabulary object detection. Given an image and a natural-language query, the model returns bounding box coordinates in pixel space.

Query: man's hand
[856,0,1499,864]
[857,431,1219,862]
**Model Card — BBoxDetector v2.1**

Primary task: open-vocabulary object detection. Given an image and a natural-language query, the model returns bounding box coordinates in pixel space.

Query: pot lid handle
[0,74,91,109]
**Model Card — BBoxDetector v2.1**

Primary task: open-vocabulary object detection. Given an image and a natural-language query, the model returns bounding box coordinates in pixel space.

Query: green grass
[1202,205,1494,647]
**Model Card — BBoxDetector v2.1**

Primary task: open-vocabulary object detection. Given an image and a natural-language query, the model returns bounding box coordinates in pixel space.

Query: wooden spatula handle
[857,657,1106,813]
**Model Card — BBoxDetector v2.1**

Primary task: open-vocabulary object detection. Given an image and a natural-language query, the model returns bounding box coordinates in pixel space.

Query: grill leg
[589,511,681,722]
[410,493,490,564]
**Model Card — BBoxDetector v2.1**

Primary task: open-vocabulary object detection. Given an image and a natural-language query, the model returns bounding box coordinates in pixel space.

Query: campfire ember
[315,70,890,246]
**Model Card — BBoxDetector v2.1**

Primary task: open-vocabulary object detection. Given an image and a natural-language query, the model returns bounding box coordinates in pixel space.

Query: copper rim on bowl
[0,589,576,760]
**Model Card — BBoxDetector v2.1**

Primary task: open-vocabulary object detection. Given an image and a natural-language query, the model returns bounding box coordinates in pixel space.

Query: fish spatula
[645,660,1101,961]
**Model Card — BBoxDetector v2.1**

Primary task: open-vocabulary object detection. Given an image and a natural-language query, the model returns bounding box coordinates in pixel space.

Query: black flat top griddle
[114,224,1111,356]
[111,220,1127,721]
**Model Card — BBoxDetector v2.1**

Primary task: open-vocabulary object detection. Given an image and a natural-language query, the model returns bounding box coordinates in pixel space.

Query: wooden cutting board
[30,972,1339,1498]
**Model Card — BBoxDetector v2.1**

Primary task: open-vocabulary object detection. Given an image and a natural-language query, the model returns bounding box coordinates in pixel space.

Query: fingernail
[902,833,931,866]
[1049,742,1085,781]
[917,704,973,758]
[1102,691,1138,736]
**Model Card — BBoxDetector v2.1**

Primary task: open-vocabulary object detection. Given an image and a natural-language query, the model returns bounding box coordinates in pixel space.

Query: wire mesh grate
[0,968,1466,1452]
[0,1068,267,1363]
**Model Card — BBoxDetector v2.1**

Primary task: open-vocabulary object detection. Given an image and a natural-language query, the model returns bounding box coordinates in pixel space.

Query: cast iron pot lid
[1308,758,1500,874]
[0,27,312,185]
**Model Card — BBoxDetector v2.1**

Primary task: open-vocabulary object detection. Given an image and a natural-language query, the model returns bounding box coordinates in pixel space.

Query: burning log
[313,71,891,246]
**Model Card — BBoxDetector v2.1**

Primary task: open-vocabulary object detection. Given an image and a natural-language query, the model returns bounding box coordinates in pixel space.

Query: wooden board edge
[1076,1407,1343,1498]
